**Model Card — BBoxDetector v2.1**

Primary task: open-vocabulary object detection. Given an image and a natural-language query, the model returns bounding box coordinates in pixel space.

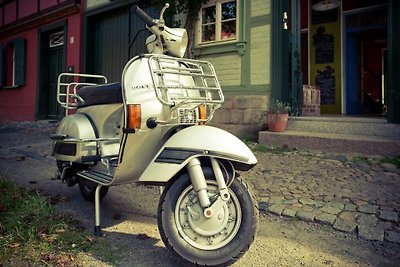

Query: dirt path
[0,148,399,266]
[1,121,399,266]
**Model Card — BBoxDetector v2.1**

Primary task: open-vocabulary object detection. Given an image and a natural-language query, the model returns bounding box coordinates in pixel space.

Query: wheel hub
[175,181,242,250]
[186,198,229,237]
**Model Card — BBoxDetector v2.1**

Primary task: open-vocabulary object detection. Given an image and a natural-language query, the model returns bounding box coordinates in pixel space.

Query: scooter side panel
[138,125,257,183]
[122,56,188,127]
[79,104,123,157]
[111,126,165,185]
[111,56,169,185]
[52,113,97,162]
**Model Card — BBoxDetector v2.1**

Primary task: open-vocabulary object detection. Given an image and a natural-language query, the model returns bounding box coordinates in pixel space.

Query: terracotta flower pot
[267,113,288,132]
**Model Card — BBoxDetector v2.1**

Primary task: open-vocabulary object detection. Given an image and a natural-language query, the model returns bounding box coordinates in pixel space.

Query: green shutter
[0,44,5,87]
[14,38,26,86]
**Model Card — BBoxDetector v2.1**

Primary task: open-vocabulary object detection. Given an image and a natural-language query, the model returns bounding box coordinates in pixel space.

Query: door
[47,46,64,118]
[86,8,130,82]
[271,0,290,103]
[85,5,158,82]
[345,33,363,114]
[37,28,65,120]
[271,0,303,114]
[344,8,387,115]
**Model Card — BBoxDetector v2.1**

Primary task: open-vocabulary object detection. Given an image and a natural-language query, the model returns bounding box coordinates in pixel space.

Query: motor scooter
[51,4,258,266]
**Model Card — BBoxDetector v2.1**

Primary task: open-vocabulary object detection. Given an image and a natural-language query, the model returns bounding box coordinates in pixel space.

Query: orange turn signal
[127,104,141,129]
[198,104,206,125]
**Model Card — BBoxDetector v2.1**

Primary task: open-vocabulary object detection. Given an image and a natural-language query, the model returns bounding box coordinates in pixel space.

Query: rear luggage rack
[57,73,108,115]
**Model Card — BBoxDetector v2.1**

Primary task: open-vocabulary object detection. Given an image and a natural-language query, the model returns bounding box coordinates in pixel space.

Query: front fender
[138,125,257,183]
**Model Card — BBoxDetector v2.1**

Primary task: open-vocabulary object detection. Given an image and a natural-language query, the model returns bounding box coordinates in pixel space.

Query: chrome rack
[57,73,108,115]
[148,55,224,124]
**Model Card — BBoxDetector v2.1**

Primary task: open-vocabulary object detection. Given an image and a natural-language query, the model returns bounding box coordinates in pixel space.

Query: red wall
[0,29,38,121]
[4,1,17,24]
[0,15,82,121]
[18,0,38,19]
[40,0,59,10]
[66,12,82,74]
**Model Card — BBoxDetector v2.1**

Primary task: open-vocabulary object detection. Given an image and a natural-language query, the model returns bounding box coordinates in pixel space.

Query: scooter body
[53,54,255,183]
[51,4,258,267]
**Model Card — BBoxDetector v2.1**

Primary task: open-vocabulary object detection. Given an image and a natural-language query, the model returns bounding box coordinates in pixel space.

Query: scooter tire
[78,179,109,202]
[157,170,258,267]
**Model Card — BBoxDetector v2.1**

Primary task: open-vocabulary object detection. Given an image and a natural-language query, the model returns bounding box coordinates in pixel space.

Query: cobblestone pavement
[244,146,400,244]
[1,121,400,244]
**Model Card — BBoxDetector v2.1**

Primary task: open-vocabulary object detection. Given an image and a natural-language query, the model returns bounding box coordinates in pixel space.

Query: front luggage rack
[147,55,224,123]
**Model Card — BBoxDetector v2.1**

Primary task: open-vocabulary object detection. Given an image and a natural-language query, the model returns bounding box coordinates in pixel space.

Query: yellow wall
[250,24,271,85]
[195,0,272,93]
[200,53,241,87]
[309,6,342,114]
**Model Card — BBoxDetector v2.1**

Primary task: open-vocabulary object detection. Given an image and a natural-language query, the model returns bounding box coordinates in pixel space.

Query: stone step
[287,116,400,139]
[258,130,400,156]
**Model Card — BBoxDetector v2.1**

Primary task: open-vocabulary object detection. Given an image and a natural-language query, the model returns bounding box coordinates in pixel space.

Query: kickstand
[94,184,102,237]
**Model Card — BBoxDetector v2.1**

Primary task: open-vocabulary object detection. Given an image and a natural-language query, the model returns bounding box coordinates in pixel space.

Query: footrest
[81,155,102,163]
[78,170,113,185]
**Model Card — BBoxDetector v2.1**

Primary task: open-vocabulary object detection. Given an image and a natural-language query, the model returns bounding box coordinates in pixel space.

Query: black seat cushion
[77,82,122,108]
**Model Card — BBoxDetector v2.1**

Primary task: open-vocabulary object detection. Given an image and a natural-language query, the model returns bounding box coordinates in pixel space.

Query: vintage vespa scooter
[51,4,258,266]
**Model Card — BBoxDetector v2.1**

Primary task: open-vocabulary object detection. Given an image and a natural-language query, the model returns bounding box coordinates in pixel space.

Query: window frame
[7,43,16,86]
[196,0,239,46]
[0,38,26,89]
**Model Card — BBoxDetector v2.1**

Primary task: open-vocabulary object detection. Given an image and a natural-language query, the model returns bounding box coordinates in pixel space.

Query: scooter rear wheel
[78,179,109,202]
[157,169,258,267]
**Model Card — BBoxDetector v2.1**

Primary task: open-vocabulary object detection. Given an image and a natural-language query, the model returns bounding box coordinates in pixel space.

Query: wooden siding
[86,7,130,82]
[0,0,80,37]
[85,5,157,82]
[0,0,78,26]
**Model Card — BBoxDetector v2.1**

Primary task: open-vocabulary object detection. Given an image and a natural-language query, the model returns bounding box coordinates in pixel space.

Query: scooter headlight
[163,27,188,58]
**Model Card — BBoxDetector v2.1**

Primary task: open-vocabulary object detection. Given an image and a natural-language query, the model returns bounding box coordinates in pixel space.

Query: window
[49,31,64,48]
[198,0,238,45]
[0,38,25,88]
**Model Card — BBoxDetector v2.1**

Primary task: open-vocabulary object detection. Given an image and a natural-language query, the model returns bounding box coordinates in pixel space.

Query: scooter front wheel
[78,179,109,202]
[158,171,258,267]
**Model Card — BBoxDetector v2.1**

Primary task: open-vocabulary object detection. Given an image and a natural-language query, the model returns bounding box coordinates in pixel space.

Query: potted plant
[267,99,291,132]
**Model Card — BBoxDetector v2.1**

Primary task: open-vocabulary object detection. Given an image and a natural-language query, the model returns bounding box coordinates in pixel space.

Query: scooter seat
[77,82,122,108]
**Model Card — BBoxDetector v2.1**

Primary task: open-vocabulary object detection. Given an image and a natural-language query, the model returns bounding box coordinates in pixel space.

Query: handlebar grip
[133,6,156,27]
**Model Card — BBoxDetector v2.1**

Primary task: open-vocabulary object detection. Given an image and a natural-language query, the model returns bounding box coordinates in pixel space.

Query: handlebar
[133,6,156,27]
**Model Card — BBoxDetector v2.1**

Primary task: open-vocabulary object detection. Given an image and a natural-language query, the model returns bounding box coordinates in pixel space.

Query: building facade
[83,0,157,82]
[192,0,272,137]
[0,0,82,121]
[1,0,399,130]
[195,0,400,129]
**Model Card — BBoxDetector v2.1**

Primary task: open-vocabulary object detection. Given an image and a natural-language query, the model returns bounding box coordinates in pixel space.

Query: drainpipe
[271,0,290,104]
[291,0,303,116]
[387,0,400,123]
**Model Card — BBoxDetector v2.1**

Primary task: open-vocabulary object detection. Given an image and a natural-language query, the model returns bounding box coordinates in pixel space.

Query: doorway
[37,26,66,120]
[344,7,387,115]
[84,5,158,83]
[275,0,397,120]
[85,7,130,82]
